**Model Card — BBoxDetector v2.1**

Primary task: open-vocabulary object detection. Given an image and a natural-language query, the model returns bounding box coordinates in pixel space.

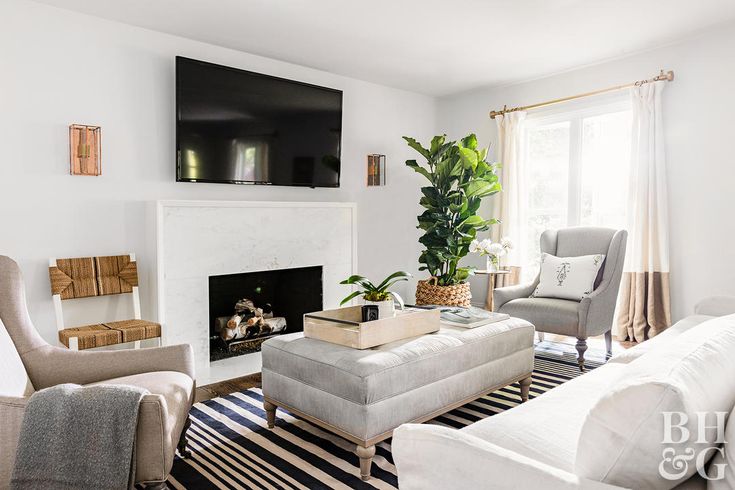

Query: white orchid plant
[470,237,514,270]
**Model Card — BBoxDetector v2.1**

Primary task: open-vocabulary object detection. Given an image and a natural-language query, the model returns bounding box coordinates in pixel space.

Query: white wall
[0,0,435,344]
[438,23,735,321]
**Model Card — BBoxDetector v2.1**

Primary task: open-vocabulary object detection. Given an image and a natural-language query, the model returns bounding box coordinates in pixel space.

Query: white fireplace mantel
[155,200,357,383]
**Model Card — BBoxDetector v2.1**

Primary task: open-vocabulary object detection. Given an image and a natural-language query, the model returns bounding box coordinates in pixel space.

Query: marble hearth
[156,200,357,385]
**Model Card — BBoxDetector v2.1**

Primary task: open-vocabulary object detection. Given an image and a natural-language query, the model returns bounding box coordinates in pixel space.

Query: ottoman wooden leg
[519,375,532,403]
[264,400,277,429]
[356,445,375,481]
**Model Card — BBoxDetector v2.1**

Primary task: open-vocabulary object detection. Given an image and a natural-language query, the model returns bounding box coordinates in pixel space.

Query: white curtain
[493,111,526,266]
[616,81,671,342]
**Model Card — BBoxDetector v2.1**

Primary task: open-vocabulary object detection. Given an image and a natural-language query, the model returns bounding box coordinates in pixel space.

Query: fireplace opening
[208,265,323,362]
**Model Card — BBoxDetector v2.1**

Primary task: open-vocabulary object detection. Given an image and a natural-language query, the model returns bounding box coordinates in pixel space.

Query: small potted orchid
[339,271,411,319]
[470,237,513,272]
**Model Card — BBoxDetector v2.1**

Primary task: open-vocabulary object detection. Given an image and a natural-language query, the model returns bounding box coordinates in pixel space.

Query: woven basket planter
[415,278,472,307]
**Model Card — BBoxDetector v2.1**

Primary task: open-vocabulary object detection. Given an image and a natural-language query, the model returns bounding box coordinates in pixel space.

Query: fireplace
[208,266,323,362]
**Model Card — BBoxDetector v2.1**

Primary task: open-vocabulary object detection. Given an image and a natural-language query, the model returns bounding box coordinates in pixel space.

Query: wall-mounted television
[176,56,342,187]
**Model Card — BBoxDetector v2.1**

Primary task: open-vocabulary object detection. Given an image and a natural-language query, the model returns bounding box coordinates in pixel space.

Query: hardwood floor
[195,372,262,402]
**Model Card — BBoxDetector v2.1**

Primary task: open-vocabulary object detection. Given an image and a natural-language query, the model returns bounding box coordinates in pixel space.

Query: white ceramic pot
[364,299,395,319]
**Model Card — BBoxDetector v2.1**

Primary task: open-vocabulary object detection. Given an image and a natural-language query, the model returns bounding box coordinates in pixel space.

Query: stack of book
[412,305,510,328]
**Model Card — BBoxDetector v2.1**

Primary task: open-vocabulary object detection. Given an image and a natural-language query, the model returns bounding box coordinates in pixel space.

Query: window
[520,99,632,279]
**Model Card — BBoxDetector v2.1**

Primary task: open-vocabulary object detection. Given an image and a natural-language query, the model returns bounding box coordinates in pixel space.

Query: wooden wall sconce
[69,124,101,176]
[367,154,386,186]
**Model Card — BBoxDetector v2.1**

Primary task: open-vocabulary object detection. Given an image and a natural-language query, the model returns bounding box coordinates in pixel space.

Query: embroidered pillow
[531,253,605,301]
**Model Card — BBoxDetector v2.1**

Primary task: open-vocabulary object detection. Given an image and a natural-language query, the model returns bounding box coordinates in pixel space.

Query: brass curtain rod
[488,69,674,119]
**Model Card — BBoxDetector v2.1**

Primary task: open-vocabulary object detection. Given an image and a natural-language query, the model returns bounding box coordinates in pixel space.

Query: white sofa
[393,297,735,490]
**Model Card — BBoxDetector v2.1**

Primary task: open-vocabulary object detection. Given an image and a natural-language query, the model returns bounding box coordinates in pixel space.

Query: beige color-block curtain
[492,112,526,279]
[616,81,671,342]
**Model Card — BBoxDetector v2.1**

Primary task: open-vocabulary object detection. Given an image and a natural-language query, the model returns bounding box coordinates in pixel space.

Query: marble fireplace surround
[156,200,357,384]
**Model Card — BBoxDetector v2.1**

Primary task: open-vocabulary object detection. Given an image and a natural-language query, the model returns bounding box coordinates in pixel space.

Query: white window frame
[523,93,632,229]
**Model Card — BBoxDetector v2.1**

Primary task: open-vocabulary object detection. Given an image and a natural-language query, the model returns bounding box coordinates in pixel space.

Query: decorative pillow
[575,314,735,489]
[531,253,605,301]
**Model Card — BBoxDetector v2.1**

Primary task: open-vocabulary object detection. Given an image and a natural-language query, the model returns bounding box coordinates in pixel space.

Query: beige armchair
[0,256,195,489]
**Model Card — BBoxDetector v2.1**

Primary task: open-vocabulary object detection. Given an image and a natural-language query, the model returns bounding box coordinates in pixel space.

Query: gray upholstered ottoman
[261,317,535,480]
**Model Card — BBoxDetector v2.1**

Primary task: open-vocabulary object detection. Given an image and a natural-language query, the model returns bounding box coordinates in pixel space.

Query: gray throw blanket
[11,383,149,490]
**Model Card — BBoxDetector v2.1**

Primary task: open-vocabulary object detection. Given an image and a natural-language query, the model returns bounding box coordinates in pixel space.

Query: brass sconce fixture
[69,124,101,176]
[367,154,386,186]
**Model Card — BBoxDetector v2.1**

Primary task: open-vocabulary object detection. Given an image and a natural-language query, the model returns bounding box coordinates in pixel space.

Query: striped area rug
[167,345,603,489]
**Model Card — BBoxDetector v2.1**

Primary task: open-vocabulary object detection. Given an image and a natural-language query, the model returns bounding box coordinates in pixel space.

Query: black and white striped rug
[167,344,603,489]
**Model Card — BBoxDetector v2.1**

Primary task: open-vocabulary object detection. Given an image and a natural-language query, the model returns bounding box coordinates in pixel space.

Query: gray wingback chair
[0,256,195,488]
[493,227,627,370]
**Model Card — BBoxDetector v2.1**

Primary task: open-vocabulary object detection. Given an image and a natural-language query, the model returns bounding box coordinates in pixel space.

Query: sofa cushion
[498,297,580,336]
[0,319,33,397]
[609,314,714,364]
[262,317,535,405]
[461,361,626,472]
[575,314,735,489]
[86,370,193,483]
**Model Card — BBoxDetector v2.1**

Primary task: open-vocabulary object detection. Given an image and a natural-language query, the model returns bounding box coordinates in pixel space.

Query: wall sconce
[367,154,386,186]
[69,124,101,176]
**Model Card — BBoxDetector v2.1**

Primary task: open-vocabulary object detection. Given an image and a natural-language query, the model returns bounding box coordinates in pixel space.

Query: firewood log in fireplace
[215,297,286,342]
[217,316,286,342]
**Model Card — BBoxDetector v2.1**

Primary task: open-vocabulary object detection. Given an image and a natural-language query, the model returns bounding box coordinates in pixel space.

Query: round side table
[474,269,511,311]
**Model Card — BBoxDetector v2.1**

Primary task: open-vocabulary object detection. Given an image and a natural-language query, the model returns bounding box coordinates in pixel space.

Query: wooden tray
[303,306,440,349]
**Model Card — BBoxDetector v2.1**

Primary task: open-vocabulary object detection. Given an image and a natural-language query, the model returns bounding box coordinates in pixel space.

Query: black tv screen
[176,57,342,187]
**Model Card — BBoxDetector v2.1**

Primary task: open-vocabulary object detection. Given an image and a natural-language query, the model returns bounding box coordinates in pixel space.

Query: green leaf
[458,147,478,170]
[406,160,433,182]
[460,215,484,227]
[339,275,366,285]
[460,134,478,150]
[464,180,495,198]
[449,198,468,214]
[454,267,474,282]
[403,136,430,159]
[430,135,446,155]
[339,290,363,306]
[421,186,444,203]
[375,271,412,291]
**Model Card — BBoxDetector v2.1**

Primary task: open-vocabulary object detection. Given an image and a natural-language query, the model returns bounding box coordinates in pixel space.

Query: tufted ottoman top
[262,317,534,405]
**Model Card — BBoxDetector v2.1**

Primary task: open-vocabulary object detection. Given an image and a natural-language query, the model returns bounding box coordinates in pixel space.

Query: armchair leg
[519,375,532,402]
[177,416,192,459]
[604,330,613,359]
[575,338,588,372]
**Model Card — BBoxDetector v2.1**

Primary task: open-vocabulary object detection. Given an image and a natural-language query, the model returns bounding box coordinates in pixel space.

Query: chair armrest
[0,395,28,486]
[393,424,625,490]
[493,282,537,311]
[578,231,627,337]
[22,343,195,390]
[694,296,735,316]
[578,279,622,337]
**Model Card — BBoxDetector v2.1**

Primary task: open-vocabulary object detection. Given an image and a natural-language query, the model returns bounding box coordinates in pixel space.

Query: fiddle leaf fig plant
[404,133,502,286]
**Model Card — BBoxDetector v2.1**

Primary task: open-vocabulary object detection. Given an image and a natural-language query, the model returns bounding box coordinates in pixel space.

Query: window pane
[580,110,631,229]
[523,121,570,278]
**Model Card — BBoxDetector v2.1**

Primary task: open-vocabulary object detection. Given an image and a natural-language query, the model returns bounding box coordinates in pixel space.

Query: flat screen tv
[176,56,342,187]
